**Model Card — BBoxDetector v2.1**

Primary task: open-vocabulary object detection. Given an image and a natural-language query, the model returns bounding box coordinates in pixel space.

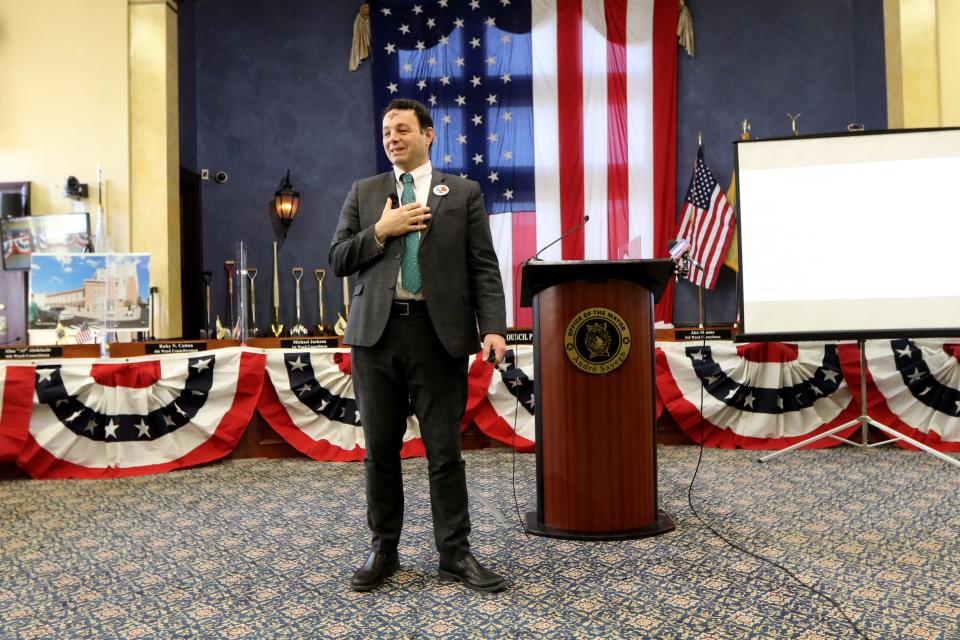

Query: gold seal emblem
[564,307,631,375]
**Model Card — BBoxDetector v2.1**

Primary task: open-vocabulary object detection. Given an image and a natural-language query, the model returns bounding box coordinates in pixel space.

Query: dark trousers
[351,305,470,561]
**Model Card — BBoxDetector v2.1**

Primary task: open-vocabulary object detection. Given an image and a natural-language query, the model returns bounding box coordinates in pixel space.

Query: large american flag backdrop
[369,0,678,325]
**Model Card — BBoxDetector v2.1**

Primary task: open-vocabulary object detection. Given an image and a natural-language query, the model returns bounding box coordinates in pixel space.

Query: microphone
[527,215,590,262]
[667,238,703,269]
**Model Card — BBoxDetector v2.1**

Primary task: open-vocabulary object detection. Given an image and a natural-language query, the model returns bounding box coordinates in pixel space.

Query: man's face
[382,108,434,171]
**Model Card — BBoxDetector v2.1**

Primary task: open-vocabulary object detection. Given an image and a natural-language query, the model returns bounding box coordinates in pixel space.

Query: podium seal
[564,307,631,375]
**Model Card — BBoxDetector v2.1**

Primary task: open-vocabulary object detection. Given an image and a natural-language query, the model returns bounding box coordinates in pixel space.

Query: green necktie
[400,173,422,293]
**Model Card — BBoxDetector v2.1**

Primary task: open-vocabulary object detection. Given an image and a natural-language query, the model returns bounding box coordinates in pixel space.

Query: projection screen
[735,128,960,341]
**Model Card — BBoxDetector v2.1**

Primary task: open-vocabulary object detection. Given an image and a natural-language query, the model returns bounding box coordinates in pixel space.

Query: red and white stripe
[0,364,35,462]
[490,0,676,326]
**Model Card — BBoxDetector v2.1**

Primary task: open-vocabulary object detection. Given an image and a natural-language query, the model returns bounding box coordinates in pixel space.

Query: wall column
[129,0,181,337]
[885,0,960,127]
[937,1,960,125]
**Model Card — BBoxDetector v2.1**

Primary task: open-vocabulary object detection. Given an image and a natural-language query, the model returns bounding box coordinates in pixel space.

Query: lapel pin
[432,184,449,196]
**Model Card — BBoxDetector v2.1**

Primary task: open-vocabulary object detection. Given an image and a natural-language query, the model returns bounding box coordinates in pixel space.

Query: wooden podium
[520,259,675,540]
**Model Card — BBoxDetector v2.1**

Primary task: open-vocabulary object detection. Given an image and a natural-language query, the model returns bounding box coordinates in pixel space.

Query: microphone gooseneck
[527,215,590,263]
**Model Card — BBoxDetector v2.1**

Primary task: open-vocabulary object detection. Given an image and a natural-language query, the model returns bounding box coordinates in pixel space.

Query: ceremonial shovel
[335,275,349,336]
[246,268,259,337]
[290,268,309,336]
[223,260,236,330]
[314,268,334,335]
[270,241,284,337]
[202,271,213,338]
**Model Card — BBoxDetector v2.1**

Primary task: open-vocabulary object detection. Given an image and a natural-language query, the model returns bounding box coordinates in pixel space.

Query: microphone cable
[682,314,869,639]
[508,259,531,539]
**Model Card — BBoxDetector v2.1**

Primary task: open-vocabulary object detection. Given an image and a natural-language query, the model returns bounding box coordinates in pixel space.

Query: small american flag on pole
[675,146,736,290]
[74,320,94,344]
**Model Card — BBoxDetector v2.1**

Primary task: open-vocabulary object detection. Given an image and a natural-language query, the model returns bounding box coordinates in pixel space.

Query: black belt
[391,300,428,316]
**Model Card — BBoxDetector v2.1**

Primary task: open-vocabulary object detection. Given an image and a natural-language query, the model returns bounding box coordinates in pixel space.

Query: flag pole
[731,118,750,329]
[696,131,704,328]
[697,287,704,328]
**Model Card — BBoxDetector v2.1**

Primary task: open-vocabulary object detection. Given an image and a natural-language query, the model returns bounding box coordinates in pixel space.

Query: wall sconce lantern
[274,169,300,234]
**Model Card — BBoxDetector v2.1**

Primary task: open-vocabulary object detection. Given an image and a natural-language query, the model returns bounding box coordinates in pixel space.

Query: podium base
[524,509,675,541]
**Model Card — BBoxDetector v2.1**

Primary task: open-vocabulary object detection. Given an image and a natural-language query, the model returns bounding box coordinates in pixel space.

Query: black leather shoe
[438,552,507,592]
[350,551,400,592]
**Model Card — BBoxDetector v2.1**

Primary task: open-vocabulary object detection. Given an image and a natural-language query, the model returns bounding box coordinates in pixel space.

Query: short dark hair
[382,98,433,131]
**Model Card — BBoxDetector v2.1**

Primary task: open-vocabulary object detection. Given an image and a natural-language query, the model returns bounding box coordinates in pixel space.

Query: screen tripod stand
[759,338,960,469]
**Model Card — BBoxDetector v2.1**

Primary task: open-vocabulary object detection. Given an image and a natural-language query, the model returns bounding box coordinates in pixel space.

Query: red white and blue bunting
[2,342,959,478]
[656,341,860,449]
[16,349,264,479]
[840,339,960,452]
[466,348,535,452]
[257,349,426,462]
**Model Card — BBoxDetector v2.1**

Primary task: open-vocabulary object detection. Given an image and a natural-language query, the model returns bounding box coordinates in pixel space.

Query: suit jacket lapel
[381,171,396,206]
[420,170,446,247]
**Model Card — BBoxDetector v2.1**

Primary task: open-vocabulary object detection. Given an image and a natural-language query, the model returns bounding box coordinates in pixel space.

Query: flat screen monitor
[1,212,91,270]
[735,128,960,341]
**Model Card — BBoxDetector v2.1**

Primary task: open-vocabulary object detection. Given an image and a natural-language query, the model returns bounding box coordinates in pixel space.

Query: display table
[1,339,957,479]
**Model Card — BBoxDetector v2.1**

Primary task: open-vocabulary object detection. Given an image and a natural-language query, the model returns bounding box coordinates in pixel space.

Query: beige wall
[938,0,960,125]
[0,0,182,338]
[0,0,130,248]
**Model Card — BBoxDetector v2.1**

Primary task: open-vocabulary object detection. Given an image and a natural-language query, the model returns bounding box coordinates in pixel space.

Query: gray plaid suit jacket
[329,170,507,357]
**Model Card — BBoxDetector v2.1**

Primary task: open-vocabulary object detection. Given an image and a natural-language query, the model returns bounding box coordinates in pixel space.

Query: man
[329,98,508,593]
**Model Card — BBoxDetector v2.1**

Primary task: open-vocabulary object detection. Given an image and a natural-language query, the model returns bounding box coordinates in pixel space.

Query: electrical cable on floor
[500,260,869,635]
[509,260,530,538]
[510,392,528,539]
[684,324,869,639]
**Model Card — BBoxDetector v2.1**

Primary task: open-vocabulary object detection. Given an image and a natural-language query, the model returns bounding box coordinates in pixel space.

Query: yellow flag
[722,122,750,272]
[723,173,739,272]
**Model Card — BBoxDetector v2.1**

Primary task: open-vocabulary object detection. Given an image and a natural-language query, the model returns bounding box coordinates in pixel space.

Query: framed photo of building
[28,253,151,331]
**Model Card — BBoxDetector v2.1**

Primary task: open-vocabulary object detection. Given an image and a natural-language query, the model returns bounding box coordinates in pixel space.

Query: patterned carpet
[1,446,958,639]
